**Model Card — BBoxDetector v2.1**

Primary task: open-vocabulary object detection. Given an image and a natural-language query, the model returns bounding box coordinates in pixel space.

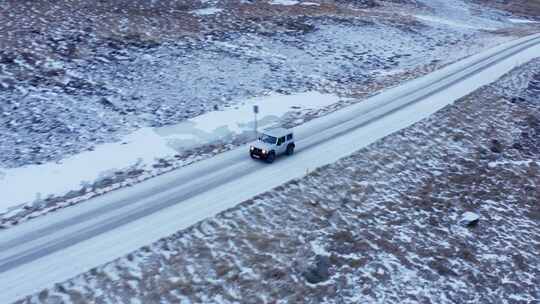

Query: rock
[98,97,121,112]
[107,40,122,50]
[94,177,114,189]
[20,52,38,66]
[335,0,378,8]
[0,51,17,64]
[429,258,457,276]
[510,96,525,104]
[284,19,316,35]
[490,139,503,153]
[302,255,331,284]
[459,211,480,227]
[43,68,66,77]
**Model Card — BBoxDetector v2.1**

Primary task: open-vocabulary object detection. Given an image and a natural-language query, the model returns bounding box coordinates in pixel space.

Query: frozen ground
[16,56,540,304]
[1,0,537,226]
[2,32,538,303]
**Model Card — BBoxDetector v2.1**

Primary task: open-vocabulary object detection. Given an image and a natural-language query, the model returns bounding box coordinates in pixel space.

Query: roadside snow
[508,18,539,24]
[269,0,299,5]
[191,7,223,16]
[0,92,342,214]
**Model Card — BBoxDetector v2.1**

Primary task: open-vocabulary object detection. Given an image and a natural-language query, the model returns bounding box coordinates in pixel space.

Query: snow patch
[0,92,342,213]
[301,2,320,6]
[508,18,539,24]
[269,0,299,6]
[191,7,223,16]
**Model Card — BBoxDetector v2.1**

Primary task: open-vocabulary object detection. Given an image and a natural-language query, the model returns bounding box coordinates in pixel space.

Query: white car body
[249,127,295,163]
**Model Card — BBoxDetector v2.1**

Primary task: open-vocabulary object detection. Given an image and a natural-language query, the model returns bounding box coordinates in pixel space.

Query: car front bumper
[250,148,269,159]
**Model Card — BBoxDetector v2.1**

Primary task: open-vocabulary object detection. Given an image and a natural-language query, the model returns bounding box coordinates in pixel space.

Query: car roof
[262,127,292,138]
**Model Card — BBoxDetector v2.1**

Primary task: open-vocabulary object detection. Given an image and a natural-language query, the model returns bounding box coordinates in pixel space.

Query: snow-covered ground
[15,51,540,304]
[0,1,538,302]
[2,31,540,304]
[509,18,539,24]
[0,92,342,214]
[1,0,534,226]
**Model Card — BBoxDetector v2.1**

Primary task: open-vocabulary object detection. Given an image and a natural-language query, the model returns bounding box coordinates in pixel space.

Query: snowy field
[16,56,540,304]
[0,0,537,227]
[1,31,538,304]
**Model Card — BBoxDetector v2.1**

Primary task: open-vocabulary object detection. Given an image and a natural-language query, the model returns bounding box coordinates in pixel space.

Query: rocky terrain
[4,0,538,228]
[474,0,540,19]
[17,56,540,304]
[0,0,522,168]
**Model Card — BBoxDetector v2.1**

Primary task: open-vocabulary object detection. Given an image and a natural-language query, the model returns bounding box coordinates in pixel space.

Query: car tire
[286,144,295,155]
[266,152,275,163]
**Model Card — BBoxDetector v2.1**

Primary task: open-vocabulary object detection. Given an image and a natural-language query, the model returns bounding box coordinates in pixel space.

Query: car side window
[277,136,285,146]
[287,134,293,141]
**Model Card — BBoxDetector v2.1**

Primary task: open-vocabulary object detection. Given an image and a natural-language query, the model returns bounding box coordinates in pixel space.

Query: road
[1,33,539,303]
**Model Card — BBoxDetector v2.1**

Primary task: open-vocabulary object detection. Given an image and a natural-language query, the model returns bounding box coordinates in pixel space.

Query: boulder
[302,255,331,284]
[0,51,17,65]
[459,211,480,227]
[490,139,503,153]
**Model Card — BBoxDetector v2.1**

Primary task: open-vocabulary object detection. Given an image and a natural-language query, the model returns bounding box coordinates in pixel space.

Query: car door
[276,136,286,154]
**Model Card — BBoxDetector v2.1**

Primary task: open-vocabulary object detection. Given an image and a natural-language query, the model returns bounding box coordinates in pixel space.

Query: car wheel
[286,144,295,155]
[266,152,275,163]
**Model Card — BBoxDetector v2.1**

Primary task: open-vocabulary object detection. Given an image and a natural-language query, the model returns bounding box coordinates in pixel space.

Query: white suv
[249,127,295,163]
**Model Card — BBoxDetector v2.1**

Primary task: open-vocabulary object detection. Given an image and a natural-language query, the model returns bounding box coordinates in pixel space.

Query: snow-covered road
[1,33,540,303]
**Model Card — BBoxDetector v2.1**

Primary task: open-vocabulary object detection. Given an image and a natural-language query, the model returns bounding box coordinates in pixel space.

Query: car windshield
[260,134,277,144]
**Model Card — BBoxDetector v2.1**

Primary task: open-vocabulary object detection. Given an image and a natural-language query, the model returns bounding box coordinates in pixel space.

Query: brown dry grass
[475,0,540,17]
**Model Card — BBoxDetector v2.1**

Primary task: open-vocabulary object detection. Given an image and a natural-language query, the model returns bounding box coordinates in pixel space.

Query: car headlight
[262,149,267,154]
[250,146,254,151]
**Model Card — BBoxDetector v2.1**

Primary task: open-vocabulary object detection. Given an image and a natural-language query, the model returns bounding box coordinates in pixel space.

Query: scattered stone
[302,255,331,284]
[98,97,121,112]
[429,258,457,276]
[510,96,525,103]
[0,51,16,64]
[335,0,378,8]
[153,158,173,169]
[459,211,480,227]
[43,68,66,77]
[94,177,114,189]
[282,18,317,35]
[490,139,503,153]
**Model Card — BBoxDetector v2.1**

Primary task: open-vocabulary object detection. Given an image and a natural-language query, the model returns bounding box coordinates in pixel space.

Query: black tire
[286,144,295,156]
[266,151,275,163]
